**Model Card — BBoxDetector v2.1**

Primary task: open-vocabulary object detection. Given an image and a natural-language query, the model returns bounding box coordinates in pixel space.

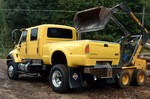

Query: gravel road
[0,59,150,99]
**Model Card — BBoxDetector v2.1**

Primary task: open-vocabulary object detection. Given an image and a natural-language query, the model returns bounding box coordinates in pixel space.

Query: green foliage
[0,0,3,33]
[0,0,150,48]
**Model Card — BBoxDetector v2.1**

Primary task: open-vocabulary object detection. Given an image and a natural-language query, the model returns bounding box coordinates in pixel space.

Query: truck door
[18,30,27,59]
[27,28,40,59]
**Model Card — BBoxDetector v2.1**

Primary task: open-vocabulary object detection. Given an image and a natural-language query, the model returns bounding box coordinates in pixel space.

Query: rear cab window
[47,28,73,39]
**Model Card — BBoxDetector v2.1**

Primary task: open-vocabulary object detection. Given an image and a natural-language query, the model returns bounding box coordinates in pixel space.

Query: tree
[1,0,149,48]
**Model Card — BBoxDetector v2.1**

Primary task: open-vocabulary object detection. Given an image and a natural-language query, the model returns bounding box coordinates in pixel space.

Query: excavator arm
[74,3,149,66]
[110,3,149,45]
[74,3,149,44]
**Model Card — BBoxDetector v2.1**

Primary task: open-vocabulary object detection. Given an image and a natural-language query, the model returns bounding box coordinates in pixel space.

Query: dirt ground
[0,59,150,99]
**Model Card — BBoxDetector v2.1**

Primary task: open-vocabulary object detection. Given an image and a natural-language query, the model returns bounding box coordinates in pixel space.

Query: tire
[7,61,19,80]
[132,69,146,86]
[116,70,131,88]
[49,64,69,93]
[84,74,106,88]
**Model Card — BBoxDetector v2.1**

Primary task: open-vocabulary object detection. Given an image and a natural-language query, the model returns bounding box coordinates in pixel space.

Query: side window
[31,28,38,41]
[21,31,27,42]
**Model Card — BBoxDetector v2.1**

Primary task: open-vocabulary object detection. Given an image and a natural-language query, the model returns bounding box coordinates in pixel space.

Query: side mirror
[12,29,19,43]
[11,29,22,44]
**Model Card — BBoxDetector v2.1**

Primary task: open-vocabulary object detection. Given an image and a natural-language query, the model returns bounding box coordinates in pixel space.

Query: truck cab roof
[26,24,76,31]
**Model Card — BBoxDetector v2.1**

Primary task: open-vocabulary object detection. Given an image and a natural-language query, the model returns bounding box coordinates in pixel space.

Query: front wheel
[116,70,131,88]
[49,64,69,93]
[7,62,19,80]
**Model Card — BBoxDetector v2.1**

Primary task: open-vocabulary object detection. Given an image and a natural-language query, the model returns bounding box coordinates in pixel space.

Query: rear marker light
[85,44,90,53]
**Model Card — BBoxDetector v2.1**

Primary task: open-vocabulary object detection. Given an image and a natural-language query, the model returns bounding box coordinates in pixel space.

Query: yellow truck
[7,3,149,93]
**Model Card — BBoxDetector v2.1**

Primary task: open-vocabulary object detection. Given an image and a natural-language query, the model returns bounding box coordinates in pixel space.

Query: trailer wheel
[49,64,69,93]
[132,69,146,86]
[7,61,19,80]
[116,70,131,88]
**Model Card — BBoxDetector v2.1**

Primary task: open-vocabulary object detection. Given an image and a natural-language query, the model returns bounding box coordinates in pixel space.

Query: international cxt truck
[7,3,149,93]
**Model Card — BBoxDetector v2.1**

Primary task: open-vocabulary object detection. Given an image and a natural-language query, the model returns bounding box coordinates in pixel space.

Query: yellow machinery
[74,3,149,88]
[6,3,149,93]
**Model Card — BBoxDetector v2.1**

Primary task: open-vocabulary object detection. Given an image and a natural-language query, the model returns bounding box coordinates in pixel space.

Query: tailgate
[89,41,120,59]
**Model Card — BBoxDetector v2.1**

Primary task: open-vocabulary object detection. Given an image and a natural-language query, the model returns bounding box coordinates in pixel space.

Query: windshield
[18,30,27,44]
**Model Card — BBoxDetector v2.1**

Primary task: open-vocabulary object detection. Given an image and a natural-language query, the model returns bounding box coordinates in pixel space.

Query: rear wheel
[132,69,146,86]
[7,61,19,80]
[49,64,69,93]
[116,70,131,88]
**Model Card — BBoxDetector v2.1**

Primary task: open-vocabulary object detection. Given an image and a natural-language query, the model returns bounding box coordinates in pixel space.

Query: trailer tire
[132,69,146,86]
[49,64,69,93]
[116,70,131,88]
[7,61,19,80]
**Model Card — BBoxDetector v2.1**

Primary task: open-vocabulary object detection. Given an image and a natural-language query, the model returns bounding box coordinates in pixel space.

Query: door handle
[104,44,108,47]
[37,48,39,53]
[25,48,27,54]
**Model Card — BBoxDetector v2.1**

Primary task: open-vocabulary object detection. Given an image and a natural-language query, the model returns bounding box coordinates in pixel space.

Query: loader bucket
[74,7,112,33]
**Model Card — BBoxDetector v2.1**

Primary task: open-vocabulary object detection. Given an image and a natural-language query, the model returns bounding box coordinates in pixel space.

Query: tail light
[85,44,90,53]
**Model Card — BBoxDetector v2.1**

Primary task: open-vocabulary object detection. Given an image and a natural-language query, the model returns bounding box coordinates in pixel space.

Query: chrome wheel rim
[52,70,62,87]
[8,65,14,77]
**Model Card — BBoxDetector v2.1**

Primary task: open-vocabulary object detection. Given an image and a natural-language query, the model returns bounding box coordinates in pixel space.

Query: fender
[7,50,22,64]
[49,47,70,65]
[7,52,14,65]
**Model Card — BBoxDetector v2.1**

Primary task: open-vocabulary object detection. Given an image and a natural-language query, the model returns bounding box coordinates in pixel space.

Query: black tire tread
[132,69,146,86]
[7,61,19,80]
[49,64,69,93]
[116,70,131,88]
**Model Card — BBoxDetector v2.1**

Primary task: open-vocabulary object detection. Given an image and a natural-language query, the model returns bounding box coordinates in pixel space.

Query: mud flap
[68,67,84,89]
